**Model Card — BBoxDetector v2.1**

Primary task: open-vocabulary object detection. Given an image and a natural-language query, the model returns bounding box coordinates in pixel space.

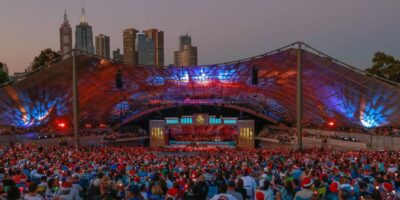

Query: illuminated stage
[0,42,399,133]
[149,114,254,148]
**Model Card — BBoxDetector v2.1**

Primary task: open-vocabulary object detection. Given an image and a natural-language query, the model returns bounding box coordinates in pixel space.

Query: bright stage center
[149,114,254,149]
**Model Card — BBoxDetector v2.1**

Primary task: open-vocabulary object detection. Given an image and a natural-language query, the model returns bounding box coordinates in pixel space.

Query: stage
[149,114,255,149]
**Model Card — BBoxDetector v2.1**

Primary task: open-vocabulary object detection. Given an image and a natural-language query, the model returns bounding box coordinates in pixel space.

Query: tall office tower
[75,5,95,54]
[136,32,155,66]
[174,34,198,66]
[95,34,110,59]
[179,34,192,47]
[112,48,123,62]
[123,28,139,65]
[59,10,73,55]
[144,29,164,66]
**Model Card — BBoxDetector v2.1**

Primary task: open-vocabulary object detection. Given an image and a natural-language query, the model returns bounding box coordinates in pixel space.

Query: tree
[0,62,9,85]
[365,52,400,83]
[32,48,61,71]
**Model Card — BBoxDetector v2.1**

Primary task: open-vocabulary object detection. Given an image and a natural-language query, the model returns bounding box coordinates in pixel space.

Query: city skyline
[1,0,400,73]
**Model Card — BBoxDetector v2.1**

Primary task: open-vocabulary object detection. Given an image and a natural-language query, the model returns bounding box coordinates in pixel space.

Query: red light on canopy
[57,121,66,128]
[328,121,335,127]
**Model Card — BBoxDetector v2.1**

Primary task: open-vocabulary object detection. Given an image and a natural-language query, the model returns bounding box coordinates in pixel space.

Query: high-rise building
[95,34,110,59]
[174,34,198,66]
[59,10,73,55]
[75,5,94,54]
[112,48,123,62]
[144,29,164,67]
[179,34,192,47]
[123,28,139,65]
[136,32,155,66]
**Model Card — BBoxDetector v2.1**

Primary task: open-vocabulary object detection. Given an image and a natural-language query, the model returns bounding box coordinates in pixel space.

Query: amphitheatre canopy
[0,42,399,129]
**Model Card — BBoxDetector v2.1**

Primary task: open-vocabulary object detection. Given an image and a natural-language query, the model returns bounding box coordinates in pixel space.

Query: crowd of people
[0,124,114,137]
[167,126,236,142]
[258,126,296,144]
[303,124,400,137]
[0,143,399,200]
[303,134,360,143]
[373,127,399,136]
[103,132,148,142]
[32,134,61,141]
[0,127,56,136]
[258,125,365,145]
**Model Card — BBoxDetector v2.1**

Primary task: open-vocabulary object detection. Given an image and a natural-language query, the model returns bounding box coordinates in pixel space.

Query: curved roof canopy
[0,42,399,128]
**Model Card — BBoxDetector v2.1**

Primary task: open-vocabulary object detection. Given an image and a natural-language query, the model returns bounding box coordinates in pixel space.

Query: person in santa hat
[56,181,75,200]
[130,176,142,188]
[379,182,396,200]
[166,184,179,200]
[255,180,274,200]
[293,177,314,200]
[325,181,339,200]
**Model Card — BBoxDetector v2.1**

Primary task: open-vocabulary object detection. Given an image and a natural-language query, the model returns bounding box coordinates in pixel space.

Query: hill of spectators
[0,144,398,199]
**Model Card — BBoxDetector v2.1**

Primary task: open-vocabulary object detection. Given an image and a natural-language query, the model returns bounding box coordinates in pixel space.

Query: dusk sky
[0,0,399,73]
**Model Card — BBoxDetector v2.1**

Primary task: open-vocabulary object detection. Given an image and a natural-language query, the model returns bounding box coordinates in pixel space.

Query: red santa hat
[329,181,340,193]
[134,176,141,183]
[61,182,72,191]
[255,191,265,200]
[382,182,393,192]
[167,188,178,198]
[301,177,313,188]
[129,170,136,176]
[117,164,125,171]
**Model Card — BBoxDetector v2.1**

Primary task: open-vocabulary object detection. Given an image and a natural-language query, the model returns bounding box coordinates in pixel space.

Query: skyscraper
[123,28,139,65]
[75,5,94,54]
[59,10,72,55]
[174,34,198,66]
[112,48,123,62]
[136,32,155,66]
[144,29,164,67]
[95,34,110,59]
[179,34,192,47]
